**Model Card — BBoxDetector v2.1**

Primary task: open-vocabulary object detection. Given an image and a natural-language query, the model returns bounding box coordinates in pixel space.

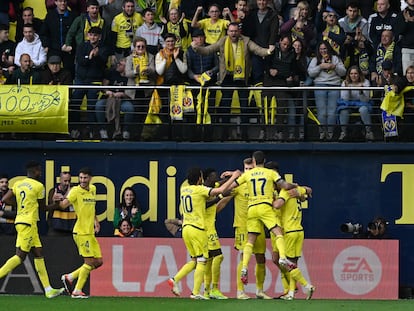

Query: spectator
[47,171,75,236]
[191,5,233,45]
[111,0,143,60]
[40,0,77,77]
[98,0,123,25]
[71,26,111,137]
[7,53,40,84]
[186,28,218,87]
[160,8,192,52]
[135,0,164,23]
[115,219,141,237]
[125,36,156,131]
[231,0,249,33]
[179,0,203,20]
[244,0,279,85]
[0,24,16,79]
[263,35,296,141]
[394,0,414,74]
[38,55,72,85]
[0,174,16,235]
[191,22,274,140]
[369,30,402,86]
[315,6,345,57]
[62,0,113,56]
[113,187,143,237]
[337,65,374,141]
[155,32,187,86]
[308,41,346,140]
[279,1,315,54]
[95,58,134,140]
[135,8,163,56]
[15,7,43,43]
[46,0,87,16]
[367,0,397,49]
[292,38,311,140]
[14,23,47,69]
[338,2,371,73]
[401,65,414,139]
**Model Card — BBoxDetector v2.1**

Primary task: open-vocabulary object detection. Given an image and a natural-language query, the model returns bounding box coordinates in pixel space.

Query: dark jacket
[38,67,72,85]
[40,8,76,53]
[244,7,279,47]
[75,41,110,81]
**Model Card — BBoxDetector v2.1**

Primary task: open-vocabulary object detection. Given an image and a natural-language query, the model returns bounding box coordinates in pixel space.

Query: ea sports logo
[332,246,382,295]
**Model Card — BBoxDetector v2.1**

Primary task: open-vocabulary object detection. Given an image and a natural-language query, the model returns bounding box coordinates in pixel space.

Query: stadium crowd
[1,0,414,141]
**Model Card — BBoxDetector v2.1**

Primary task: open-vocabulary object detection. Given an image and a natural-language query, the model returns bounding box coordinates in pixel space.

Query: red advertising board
[91,238,398,299]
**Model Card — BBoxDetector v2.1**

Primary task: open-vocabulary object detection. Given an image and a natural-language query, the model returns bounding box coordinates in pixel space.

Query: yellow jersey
[236,166,281,208]
[198,18,229,45]
[67,184,97,235]
[112,12,144,49]
[13,177,45,226]
[180,184,211,230]
[278,187,306,232]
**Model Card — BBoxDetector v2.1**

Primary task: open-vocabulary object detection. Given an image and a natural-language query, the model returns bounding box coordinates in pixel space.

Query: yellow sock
[211,254,223,290]
[236,259,243,291]
[70,267,82,281]
[290,267,308,287]
[192,261,206,295]
[0,255,22,279]
[281,269,290,293]
[174,260,196,282]
[34,258,51,289]
[242,242,253,268]
[275,235,286,259]
[203,258,212,292]
[288,270,296,292]
[74,264,93,292]
[255,263,265,291]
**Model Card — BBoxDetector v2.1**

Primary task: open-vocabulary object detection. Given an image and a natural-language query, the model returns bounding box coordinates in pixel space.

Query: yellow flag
[307,107,321,125]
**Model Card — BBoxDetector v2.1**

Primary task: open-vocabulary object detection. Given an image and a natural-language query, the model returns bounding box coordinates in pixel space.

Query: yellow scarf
[83,15,105,41]
[132,52,149,84]
[224,37,245,80]
[156,48,173,85]
[380,86,414,117]
[323,25,341,55]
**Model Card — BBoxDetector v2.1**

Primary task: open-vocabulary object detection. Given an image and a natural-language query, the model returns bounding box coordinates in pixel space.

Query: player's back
[279,188,305,232]
[237,166,280,207]
[180,184,211,230]
[13,177,45,225]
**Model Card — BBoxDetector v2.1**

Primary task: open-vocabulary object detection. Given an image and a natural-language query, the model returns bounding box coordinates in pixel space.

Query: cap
[48,55,61,64]
[382,60,393,70]
[192,28,205,37]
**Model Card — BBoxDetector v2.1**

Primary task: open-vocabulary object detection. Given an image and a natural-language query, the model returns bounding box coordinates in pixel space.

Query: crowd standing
[1,0,414,141]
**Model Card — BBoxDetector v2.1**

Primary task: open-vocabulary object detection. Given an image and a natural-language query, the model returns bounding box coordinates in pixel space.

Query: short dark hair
[88,26,102,35]
[264,161,279,171]
[79,167,92,176]
[0,24,9,31]
[26,161,41,176]
[252,151,265,165]
[163,32,176,41]
[23,23,34,29]
[347,1,359,9]
[0,173,9,179]
[187,167,202,185]
[142,7,154,15]
[86,0,99,7]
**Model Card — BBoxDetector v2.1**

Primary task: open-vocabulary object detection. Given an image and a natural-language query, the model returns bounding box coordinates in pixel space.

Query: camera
[340,222,363,235]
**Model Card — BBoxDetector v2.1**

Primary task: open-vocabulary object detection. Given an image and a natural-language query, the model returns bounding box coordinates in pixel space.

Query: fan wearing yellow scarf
[191,22,274,140]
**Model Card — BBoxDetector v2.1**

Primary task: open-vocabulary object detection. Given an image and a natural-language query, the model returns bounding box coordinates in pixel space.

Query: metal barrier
[38,85,414,142]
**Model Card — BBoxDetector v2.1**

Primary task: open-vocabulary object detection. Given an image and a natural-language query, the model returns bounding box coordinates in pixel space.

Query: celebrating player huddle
[168,150,314,300]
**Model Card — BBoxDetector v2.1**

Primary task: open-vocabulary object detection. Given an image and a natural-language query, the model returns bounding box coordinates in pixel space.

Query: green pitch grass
[0,296,412,311]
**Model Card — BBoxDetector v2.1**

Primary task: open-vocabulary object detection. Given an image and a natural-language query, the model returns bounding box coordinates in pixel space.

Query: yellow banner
[0,85,69,133]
